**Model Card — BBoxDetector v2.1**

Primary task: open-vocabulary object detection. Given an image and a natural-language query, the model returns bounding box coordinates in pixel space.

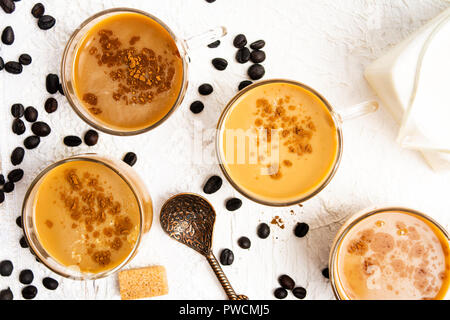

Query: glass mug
[61,7,226,136]
[22,154,153,280]
[329,207,450,300]
[216,79,378,207]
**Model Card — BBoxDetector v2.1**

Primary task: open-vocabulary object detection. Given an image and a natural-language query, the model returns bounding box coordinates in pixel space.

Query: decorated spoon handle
[206,251,248,300]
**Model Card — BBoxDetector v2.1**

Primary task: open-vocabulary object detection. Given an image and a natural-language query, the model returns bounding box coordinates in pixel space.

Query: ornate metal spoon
[160,193,248,300]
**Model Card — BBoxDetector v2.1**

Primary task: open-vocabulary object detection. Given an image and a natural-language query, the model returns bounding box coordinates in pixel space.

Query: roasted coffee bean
[63,136,82,147]
[0,0,15,13]
[238,80,253,91]
[43,277,59,290]
[11,103,24,118]
[84,130,99,146]
[0,174,4,185]
[3,182,14,193]
[203,175,222,194]
[12,119,26,135]
[274,288,288,299]
[19,54,32,66]
[123,152,137,167]
[292,287,307,299]
[44,97,58,113]
[219,249,234,266]
[0,288,13,300]
[16,216,22,228]
[238,237,251,249]
[207,40,220,48]
[38,15,56,30]
[322,267,329,279]
[46,74,59,94]
[250,50,266,63]
[190,101,204,114]
[31,3,45,18]
[31,121,51,137]
[0,191,4,204]
[11,147,25,166]
[294,222,309,238]
[248,64,265,80]
[5,61,23,74]
[24,106,38,122]
[19,270,34,285]
[235,47,250,64]
[226,198,242,211]
[0,260,13,276]
[24,136,40,149]
[2,26,14,45]
[19,236,28,248]
[0,56,4,71]
[250,40,265,50]
[278,275,295,290]
[257,223,270,239]
[22,286,37,300]
[233,34,247,48]
[205,0,216,2]
[8,169,24,183]
[198,83,213,95]
[212,58,228,71]
[58,83,65,95]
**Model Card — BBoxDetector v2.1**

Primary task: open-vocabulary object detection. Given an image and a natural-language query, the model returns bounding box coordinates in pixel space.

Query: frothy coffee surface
[337,211,450,300]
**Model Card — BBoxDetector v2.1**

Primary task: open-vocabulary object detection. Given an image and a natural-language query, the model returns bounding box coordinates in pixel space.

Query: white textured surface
[1,0,449,300]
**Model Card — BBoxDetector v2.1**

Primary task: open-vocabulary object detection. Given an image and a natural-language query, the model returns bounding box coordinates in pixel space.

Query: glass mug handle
[337,100,379,122]
[183,26,227,50]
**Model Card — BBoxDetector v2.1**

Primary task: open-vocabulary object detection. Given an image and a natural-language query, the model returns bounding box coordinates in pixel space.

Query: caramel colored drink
[218,81,340,204]
[73,12,183,131]
[333,210,450,300]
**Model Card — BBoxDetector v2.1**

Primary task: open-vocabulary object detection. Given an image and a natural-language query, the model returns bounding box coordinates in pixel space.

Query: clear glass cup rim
[215,78,344,207]
[21,154,146,280]
[60,7,189,136]
[328,206,450,300]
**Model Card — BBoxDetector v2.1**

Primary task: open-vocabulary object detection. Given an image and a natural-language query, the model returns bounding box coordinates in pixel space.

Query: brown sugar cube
[118,266,169,300]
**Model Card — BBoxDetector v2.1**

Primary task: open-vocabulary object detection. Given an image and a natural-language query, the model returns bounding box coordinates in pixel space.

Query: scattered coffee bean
[250,50,266,63]
[123,152,137,167]
[3,182,14,193]
[0,0,15,13]
[0,288,13,300]
[236,47,250,64]
[19,236,28,248]
[16,216,22,228]
[233,34,247,48]
[11,103,24,118]
[226,198,242,211]
[63,136,82,147]
[205,0,216,2]
[31,121,51,137]
[190,101,204,114]
[84,130,99,146]
[44,97,58,113]
[274,287,288,299]
[4,61,23,74]
[212,58,228,71]
[257,223,270,239]
[294,222,309,238]
[248,64,265,80]
[219,249,234,266]
[292,287,307,300]
[250,40,265,50]
[0,174,4,185]
[46,73,59,94]
[203,175,222,194]
[198,83,213,95]
[24,136,40,150]
[207,40,220,48]
[12,119,25,135]
[8,169,24,183]
[238,80,253,91]
[11,147,25,166]
[278,275,295,290]
[38,15,56,30]
[22,285,37,300]
[0,191,4,204]
[0,56,4,71]
[24,106,38,123]
[322,267,329,279]
[0,260,13,276]
[19,54,32,66]
[19,270,34,285]
[238,237,251,249]
[1,26,14,45]
[42,277,59,290]
[58,83,64,95]
[31,3,45,18]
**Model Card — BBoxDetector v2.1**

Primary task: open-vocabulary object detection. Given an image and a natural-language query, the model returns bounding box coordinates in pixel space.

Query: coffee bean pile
[274,274,307,300]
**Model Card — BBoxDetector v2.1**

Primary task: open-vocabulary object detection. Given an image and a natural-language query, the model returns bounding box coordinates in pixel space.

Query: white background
[1,0,449,300]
